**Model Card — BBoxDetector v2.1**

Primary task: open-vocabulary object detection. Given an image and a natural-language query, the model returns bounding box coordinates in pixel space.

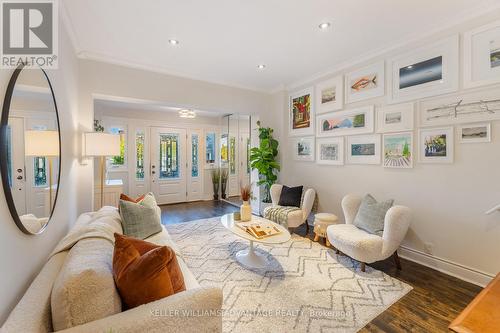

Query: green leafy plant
[220,168,229,199]
[249,121,280,203]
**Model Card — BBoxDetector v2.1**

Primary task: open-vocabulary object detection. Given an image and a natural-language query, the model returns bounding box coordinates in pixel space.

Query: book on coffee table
[236,221,282,239]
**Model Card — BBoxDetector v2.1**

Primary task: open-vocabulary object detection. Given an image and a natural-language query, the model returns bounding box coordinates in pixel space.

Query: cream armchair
[263,184,316,231]
[326,194,411,272]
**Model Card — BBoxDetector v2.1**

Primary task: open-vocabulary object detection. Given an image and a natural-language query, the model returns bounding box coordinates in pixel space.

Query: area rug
[167,217,412,333]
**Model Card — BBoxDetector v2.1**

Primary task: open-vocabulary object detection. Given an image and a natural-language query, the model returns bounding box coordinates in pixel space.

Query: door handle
[17,176,23,180]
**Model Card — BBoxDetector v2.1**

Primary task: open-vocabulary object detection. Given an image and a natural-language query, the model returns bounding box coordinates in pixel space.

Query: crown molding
[60,1,82,54]
[78,51,272,95]
[286,3,500,91]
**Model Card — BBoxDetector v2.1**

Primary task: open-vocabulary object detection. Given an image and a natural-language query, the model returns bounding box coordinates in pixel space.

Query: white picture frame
[346,134,381,165]
[418,127,454,164]
[316,106,374,137]
[377,103,414,133]
[315,75,344,114]
[291,136,315,162]
[463,20,500,89]
[383,132,414,168]
[387,35,459,104]
[345,61,385,104]
[418,86,500,126]
[316,137,344,165]
[289,88,314,137]
[458,123,491,143]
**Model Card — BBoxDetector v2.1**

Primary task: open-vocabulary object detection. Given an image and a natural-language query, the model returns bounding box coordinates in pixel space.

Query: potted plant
[240,184,252,222]
[249,121,280,214]
[211,168,221,200]
[220,168,229,199]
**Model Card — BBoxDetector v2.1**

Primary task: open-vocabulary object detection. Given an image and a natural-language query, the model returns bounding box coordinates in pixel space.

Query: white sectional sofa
[2,207,223,333]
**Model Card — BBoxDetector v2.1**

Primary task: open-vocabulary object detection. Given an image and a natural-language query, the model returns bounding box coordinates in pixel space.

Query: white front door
[150,127,187,205]
[187,129,203,201]
[7,117,26,215]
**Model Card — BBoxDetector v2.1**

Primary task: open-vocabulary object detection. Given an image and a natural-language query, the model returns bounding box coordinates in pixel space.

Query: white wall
[275,12,500,286]
[0,17,81,323]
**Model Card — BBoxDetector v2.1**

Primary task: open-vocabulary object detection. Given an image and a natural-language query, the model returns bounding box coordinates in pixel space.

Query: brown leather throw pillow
[112,233,186,309]
[120,193,146,203]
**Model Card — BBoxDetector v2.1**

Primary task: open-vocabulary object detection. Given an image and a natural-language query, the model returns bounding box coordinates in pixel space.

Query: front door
[150,127,186,205]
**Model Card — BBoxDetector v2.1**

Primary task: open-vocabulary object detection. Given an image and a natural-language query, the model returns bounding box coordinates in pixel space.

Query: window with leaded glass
[206,133,216,164]
[34,157,47,187]
[229,136,236,174]
[159,134,179,179]
[191,134,199,177]
[136,131,145,180]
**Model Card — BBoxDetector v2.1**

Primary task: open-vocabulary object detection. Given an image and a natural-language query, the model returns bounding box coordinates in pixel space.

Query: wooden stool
[313,213,338,246]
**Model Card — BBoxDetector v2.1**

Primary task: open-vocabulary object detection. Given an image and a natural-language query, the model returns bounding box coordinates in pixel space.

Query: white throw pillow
[51,238,122,331]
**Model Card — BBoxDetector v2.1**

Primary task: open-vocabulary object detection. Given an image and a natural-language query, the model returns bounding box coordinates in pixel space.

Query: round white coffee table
[220,213,291,268]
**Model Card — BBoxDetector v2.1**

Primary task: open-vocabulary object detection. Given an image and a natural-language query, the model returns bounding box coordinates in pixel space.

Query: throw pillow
[353,194,394,236]
[278,185,303,207]
[119,192,162,239]
[120,193,146,203]
[113,233,186,309]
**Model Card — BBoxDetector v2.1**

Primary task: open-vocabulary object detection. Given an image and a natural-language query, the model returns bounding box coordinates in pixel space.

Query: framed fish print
[289,88,314,136]
[383,132,413,168]
[316,137,344,165]
[387,35,459,104]
[418,127,454,164]
[316,106,374,137]
[291,136,315,162]
[464,20,500,89]
[346,134,381,165]
[315,75,343,114]
[345,61,385,104]
[376,103,414,133]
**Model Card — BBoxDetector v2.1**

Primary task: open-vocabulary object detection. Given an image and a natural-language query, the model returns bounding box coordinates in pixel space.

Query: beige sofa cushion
[51,238,122,331]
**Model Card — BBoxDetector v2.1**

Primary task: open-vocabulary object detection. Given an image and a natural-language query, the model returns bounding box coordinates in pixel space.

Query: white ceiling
[64,0,500,92]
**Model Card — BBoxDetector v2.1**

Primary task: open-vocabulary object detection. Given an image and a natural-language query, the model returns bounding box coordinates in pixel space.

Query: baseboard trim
[398,246,494,287]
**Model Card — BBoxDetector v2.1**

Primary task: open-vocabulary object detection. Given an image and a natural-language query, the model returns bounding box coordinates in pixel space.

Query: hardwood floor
[160,200,482,332]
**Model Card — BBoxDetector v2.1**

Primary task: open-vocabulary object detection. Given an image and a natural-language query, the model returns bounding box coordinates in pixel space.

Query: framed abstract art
[289,88,314,136]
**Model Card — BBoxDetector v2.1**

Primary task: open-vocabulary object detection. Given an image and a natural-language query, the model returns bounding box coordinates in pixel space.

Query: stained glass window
[191,134,199,177]
[206,133,216,163]
[159,134,179,179]
[34,157,47,187]
[229,136,236,174]
[136,131,145,180]
[220,134,228,163]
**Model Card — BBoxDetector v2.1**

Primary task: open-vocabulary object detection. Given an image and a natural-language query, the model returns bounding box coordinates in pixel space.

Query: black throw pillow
[278,185,303,207]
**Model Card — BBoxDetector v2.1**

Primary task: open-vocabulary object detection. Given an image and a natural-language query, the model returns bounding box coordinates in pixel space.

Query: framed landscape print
[316,137,344,165]
[464,20,500,88]
[346,134,381,165]
[345,62,385,104]
[377,103,414,133]
[387,35,459,104]
[289,88,314,136]
[458,123,491,143]
[383,132,413,168]
[292,136,315,162]
[316,106,374,137]
[419,86,500,126]
[418,127,454,163]
[315,76,343,113]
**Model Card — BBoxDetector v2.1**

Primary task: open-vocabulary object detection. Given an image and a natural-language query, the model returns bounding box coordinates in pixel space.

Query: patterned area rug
[167,217,412,333]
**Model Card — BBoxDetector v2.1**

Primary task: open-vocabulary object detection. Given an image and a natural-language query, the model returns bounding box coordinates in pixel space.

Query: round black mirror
[0,64,61,235]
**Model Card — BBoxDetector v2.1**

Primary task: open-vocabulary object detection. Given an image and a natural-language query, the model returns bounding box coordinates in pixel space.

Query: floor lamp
[25,130,60,213]
[84,132,120,209]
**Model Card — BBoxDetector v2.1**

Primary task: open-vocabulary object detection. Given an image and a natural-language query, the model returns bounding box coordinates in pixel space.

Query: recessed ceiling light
[257,64,266,70]
[407,65,413,69]
[168,39,179,45]
[318,22,331,30]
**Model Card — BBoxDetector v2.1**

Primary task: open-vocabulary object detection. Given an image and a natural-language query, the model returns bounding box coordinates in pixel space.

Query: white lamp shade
[84,132,121,156]
[25,130,60,156]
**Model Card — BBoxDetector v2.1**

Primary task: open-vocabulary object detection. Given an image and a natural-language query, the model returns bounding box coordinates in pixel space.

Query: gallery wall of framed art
[286,17,498,169]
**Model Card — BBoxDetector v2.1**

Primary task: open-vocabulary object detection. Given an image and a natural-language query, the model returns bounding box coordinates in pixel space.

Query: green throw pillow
[119,193,162,239]
[353,194,393,236]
